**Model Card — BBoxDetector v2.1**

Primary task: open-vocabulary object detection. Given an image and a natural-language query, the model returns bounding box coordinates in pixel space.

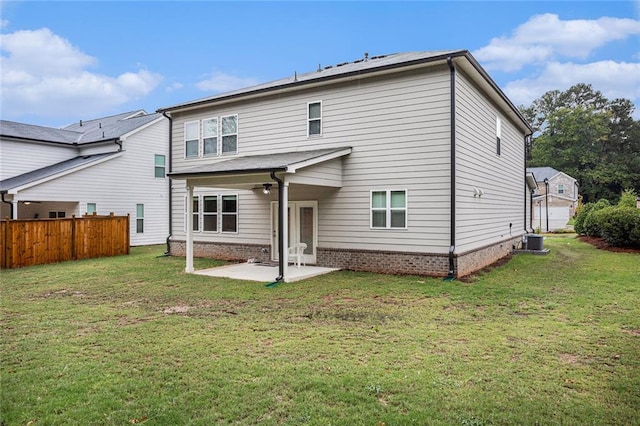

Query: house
[526,166,579,232]
[0,110,169,246]
[158,50,533,281]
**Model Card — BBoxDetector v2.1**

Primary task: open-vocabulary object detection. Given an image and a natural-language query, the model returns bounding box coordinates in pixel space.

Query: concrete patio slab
[193,262,339,283]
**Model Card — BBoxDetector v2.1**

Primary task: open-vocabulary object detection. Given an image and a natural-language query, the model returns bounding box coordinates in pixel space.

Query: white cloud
[504,61,640,108]
[0,28,162,120]
[1,19,9,29]
[196,71,259,93]
[165,82,184,93]
[474,14,640,71]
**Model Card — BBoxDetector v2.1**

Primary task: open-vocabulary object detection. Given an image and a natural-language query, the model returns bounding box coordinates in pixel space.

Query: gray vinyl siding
[14,121,169,246]
[454,71,526,253]
[0,139,77,179]
[171,67,453,254]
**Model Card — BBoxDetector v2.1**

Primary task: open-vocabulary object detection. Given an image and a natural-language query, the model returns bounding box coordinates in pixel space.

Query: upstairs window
[203,118,218,156]
[308,101,322,136]
[496,116,502,156]
[154,154,166,178]
[558,184,565,194]
[221,115,238,154]
[371,190,407,229]
[185,121,200,158]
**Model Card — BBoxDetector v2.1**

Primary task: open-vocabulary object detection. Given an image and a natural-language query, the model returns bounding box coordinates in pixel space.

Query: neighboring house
[158,50,533,280]
[0,110,169,246]
[526,166,579,232]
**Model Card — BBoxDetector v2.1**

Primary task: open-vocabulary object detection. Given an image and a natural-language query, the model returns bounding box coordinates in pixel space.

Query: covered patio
[168,147,351,283]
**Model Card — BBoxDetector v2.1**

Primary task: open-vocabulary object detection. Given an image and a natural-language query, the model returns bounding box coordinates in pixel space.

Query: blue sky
[1,1,639,127]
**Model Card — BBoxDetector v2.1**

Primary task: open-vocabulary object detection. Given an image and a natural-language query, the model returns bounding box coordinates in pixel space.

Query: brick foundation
[169,235,523,278]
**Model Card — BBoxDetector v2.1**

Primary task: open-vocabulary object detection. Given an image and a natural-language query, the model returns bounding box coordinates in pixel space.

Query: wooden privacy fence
[1,214,130,269]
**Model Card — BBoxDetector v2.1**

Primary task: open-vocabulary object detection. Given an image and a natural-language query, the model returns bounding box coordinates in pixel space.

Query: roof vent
[336,62,348,67]
[317,64,321,72]
[324,65,333,70]
[79,120,83,127]
[364,52,369,62]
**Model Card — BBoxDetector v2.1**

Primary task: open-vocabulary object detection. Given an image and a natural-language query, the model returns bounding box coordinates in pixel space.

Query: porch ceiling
[168,147,351,188]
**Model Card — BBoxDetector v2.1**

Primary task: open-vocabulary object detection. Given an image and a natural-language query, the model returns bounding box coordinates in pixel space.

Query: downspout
[446,56,456,278]
[524,134,531,232]
[1,193,13,220]
[115,139,123,152]
[162,112,173,255]
[270,170,284,282]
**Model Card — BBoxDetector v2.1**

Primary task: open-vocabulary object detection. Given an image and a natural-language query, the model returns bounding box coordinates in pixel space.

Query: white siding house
[0,111,169,246]
[527,166,579,232]
[159,50,533,280]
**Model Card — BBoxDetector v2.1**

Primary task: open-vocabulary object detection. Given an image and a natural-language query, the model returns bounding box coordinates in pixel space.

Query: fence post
[126,213,130,254]
[71,215,77,260]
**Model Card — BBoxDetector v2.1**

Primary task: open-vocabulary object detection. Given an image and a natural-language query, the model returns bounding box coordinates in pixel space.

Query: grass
[1,236,639,425]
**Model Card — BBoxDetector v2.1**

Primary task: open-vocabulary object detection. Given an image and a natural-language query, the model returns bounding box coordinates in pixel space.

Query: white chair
[287,243,307,268]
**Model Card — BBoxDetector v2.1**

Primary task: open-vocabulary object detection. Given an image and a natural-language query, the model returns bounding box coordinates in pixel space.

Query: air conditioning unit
[526,234,544,251]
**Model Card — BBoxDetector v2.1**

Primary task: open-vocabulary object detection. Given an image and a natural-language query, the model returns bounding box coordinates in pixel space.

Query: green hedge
[575,201,640,247]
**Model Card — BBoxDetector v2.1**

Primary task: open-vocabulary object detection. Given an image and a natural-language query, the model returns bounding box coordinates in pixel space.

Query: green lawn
[1,236,639,425]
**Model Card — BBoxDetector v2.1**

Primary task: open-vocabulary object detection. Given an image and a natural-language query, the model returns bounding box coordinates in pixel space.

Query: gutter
[446,56,456,279]
[162,112,173,255]
[270,171,285,282]
[1,192,12,219]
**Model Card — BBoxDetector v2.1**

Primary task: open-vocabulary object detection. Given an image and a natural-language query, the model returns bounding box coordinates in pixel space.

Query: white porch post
[282,180,289,282]
[185,184,194,273]
[11,199,18,220]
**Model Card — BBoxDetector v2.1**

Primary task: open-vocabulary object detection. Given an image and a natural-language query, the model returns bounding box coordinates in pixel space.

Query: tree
[522,84,640,203]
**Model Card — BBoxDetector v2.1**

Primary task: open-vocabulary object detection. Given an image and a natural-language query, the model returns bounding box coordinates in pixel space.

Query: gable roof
[158,50,531,134]
[0,152,120,193]
[526,167,576,183]
[0,110,163,145]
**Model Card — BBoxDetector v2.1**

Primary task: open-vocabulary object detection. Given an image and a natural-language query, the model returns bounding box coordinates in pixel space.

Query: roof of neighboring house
[158,50,531,133]
[0,110,162,145]
[0,152,120,193]
[168,147,352,179]
[526,167,576,183]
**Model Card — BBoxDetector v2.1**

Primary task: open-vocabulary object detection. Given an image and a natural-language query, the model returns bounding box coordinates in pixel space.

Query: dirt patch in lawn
[577,236,640,254]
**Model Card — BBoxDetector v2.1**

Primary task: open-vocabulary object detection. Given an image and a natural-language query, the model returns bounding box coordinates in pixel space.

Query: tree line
[520,83,640,203]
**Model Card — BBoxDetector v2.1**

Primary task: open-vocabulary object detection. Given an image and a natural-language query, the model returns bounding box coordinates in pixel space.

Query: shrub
[573,202,593,234]
[618,188,638,208]
[577,199,611,236]
[597,207,640,247]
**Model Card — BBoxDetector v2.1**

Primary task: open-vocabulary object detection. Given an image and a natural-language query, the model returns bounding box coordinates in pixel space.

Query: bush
[577,199,611,236]
[596,207,640,247]
[618,189,638,208]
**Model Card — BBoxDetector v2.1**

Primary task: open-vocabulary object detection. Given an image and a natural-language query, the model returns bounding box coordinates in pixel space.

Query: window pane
[222,135,237,153]
[186,140,199,157]
[203,118,217,138]
[136,204,144,218]
[221,116,237,134]
[372,191,386,208]
[155,167,165,178]
[193,214,199,231]
[391,210,406,228]
[155,154,165,166]
[49,211,56,219]
[203,137,217,155]
[309,120,321,135]
[390,191,406,208]
[58,212,65,218]
[203,196,217,212]
[203,215,217,232]
[222,195,237,212]
[308,102,321,119]
[185,122,199,140]
[222,215,237,232]
[192,197,199,212]
[372,211,386,228]
[136,218,144,233]
[87,203,96,214]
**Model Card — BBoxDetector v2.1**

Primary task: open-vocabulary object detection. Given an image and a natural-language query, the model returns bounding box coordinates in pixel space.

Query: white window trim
[184,193,239,234]
[307,101,322,137]
[496,116,502,156]
[220,114,239,155]
[202,117,219,157]
[221,194,239,234]
[184,120,201,159]
[370,189,408,230]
